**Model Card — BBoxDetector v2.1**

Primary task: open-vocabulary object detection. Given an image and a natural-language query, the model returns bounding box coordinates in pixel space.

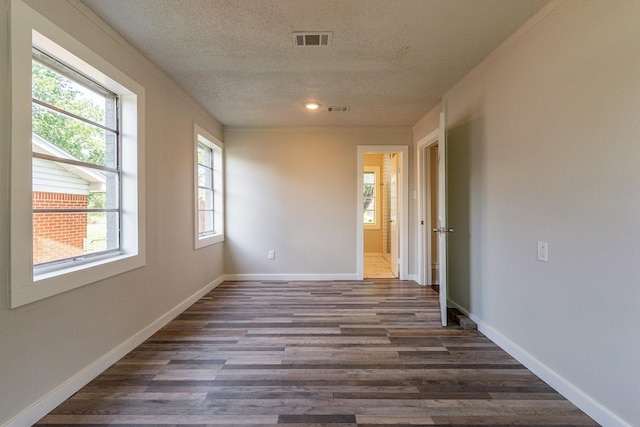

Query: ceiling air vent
[327,106,350,112]
[293,32,332,47]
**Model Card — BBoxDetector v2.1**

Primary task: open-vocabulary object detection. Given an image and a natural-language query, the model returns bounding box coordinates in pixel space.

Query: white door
[435,111,449,326]
[390,154,399,278]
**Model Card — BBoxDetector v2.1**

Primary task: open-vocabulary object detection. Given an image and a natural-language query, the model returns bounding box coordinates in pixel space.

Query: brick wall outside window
[33,192,88,265]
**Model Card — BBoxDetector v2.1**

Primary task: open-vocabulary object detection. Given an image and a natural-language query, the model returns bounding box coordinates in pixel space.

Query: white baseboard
[447,300,630,427]
[4,276,224,427]
[405,274,420,282]
[223,273,361,282]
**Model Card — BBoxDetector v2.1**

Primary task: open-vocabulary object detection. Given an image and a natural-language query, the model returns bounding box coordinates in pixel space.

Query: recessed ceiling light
[305,102,320,110]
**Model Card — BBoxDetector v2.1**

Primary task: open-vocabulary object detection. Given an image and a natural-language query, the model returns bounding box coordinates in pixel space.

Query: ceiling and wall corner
[81,0,549,128]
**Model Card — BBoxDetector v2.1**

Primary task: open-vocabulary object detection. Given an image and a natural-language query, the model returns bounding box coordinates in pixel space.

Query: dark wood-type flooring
[37,280,598,426]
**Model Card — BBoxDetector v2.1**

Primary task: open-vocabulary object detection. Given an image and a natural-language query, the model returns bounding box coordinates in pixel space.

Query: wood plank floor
[36,280,598,426]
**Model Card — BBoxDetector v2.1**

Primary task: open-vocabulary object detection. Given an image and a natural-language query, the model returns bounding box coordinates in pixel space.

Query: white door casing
[390,154,399,278]
[416,128,439,287]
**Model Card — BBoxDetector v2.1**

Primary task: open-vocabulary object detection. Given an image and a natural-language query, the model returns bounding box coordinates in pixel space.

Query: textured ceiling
[82,0,548,127]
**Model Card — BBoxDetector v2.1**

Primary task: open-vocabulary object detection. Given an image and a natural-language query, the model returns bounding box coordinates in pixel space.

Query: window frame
[31,48,122,268]
[194,124,224,249]
[363,165,381,230]
[9,1,145,308]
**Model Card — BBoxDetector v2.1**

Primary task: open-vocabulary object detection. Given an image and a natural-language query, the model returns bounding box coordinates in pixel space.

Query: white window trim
[364,165,381,230]
[9,0,146,308]
[194,124,224,249]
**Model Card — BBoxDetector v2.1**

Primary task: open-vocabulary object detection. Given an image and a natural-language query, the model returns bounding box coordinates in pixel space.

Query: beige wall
[412,101,441,144]
[364,153,384,253]
[224,127,412,277]
[415,1,640,424]
[0,1,224,424]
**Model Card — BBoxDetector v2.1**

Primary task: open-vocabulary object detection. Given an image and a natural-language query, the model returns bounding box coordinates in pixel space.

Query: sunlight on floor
[364,254,396,279]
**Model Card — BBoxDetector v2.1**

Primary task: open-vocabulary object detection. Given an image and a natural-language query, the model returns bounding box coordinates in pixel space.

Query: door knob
[433,227,454,233]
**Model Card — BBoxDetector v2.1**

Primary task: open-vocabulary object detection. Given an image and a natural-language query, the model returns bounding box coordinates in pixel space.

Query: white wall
[0,1,224,424]
[414,1,640,425]
[224,127,412,279]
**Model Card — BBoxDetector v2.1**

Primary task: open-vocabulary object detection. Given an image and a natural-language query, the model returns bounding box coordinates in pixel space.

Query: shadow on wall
[446,115,486,315]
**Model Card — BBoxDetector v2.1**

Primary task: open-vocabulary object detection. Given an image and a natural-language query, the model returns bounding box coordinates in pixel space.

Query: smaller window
[194,125,224,248]
[363,166,380,229]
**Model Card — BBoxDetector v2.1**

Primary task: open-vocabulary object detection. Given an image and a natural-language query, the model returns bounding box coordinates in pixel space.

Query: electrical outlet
[268,250,275,260]
[537,241,548,262]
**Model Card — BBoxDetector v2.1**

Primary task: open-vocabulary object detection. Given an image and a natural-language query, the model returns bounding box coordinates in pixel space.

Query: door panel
[437,111,448,326]
[390,154,399,278]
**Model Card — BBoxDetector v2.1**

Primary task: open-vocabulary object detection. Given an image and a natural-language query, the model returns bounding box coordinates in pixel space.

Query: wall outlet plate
[537,241,548,262]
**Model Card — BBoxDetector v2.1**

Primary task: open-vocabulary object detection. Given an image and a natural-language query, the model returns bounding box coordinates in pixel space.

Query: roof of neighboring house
[32,133,106,195]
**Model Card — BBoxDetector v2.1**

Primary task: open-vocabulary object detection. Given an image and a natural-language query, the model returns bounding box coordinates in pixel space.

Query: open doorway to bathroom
[357,145,408,281]
[363,153,396,279]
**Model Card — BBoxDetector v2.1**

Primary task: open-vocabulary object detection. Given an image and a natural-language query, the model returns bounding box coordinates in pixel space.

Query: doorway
[363,153,394,279]
[357,146,409,281]
[418,138,440,289]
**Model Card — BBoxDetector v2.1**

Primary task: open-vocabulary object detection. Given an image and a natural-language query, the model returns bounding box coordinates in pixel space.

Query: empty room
[0,0,638,426]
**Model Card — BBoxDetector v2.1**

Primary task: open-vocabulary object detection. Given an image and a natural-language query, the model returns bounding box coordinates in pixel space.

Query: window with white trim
[9,2,145,308]
[194,125,224,248]
[363,166,380,229]
[31,48,121,267]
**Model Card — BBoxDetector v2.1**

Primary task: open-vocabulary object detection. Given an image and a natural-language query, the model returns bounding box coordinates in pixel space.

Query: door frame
[357,146,409,280]
[416,129,440,287]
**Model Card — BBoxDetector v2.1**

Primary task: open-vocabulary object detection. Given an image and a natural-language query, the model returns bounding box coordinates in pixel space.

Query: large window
[194,125,224,248]
[31,49,120,267]
[10,2,145,308]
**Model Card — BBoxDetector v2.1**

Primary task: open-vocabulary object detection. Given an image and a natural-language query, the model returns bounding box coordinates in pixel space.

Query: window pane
[364,197,375,212]
[198,164,213,187]
[198,188,214,210]
[364,171,375,185]
[32,104,117,168]
[199,210,214,236]
[33,211,119,265]
[198,143,212,166]
[364,211,375,224]
[33,158,118,208]
[32,59,114,128]
[363,184,375,199]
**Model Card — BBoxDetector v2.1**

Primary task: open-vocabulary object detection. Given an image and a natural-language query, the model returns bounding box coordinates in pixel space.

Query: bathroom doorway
[363,153,395,279]
[357,146,408,280]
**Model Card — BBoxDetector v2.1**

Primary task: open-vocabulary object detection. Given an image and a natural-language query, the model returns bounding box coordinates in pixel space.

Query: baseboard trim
[4,276,225,427]
[405,274,420,282]
[447,300,630,427]
[223,273,361,282]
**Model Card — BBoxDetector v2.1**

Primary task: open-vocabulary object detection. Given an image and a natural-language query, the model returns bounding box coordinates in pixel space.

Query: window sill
[195,233,224,249]
[11,252,145,308]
